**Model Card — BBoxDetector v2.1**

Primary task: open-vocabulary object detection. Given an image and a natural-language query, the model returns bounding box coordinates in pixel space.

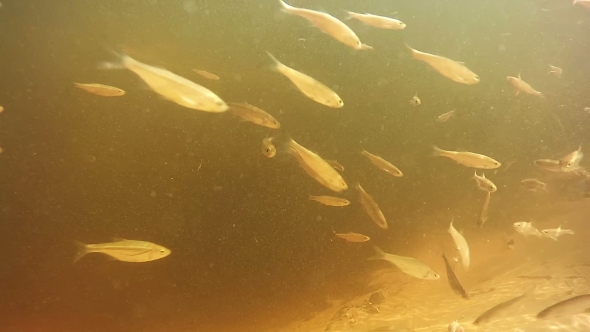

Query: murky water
[0,1,589,331]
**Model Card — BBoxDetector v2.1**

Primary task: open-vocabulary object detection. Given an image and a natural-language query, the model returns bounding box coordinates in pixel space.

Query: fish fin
[98,48,127,70]
[402,42,416,57]
[432,146,444,157]
[343,11,354,20]
[360,44,374,51]
[73,241,89,264]
[367,246,386,261]
[515,89,520,96]
[265,51,283,71]
[278,0,292,12]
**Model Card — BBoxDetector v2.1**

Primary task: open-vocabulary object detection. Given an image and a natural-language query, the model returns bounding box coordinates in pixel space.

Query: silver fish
[478,191,492,228]
[361,150,403,177]
[368,246,440,280]
[405,44,480,85]
[541,226,575,241]
[473,292,530,325]
[442,253,469,299]
[507,74,543,98]
[473,171,497,192]
[513,221,543,237]
[537,294,590,319]
[448,221,470,269]
[229,102,280,129]
[261,137,277,158]
[346,11,406,30]
[433,146,501,169]
[356,183,388,229]
[74,239,171,263]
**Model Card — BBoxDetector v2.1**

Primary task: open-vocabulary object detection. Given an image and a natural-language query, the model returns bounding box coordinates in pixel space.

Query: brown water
[0,0,589,331]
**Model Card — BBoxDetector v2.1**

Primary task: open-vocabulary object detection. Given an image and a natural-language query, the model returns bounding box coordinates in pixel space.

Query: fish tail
[565,229,575,235]
[278,0,293,12]
[265,51,283,71]
[98,48,127,70]
[344,11,354,20]
[403,42,416,58]
[73,241,89,264]
[367,245,386,261]
[432,146,444,157]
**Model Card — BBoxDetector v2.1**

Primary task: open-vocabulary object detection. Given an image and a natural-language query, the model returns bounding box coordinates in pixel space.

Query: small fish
[573,0,590,8]
[473,171,497,192]
[548,65,563,78]
[437,110,456,123]
[433,146,501,169]
[74,83,125,97]
[334,232,370,243]
[346,11,406,30]
[560,145,583,169]
[74,239,171,263]
[405,44,480,85]
[537,294,590,318]
[228,102,280,129]
[534,159,563,172]
[100,53,228,113]
[513,221,543,237]
[326,159,344,172]
[261,137,276,158]
[447,321,464,332]
[193,69,220,80]
[361,150,403,177]
[507,74,543,98]
[520,178,548,192]
[448,221,470,269]
[410,93,421,106]
[541,226,575,241]
[473,292,530,325]
[278,0,364,50]
[478,191,492,228]
[309,195,350,207]
[356,183,388,229]
[368,246,440,280]
[442,253,469,299]
[266,52,343,108]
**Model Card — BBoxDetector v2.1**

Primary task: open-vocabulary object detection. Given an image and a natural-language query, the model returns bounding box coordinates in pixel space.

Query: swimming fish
[536,294,590,319]
[442,253,469,299]
[74,239,171,263]
[473,171,497,192]
[346,11,406,30]
[437,110,456,123]
[356,183,388,229]
[228,102,280,129]
[410,93,421,106]
[261,137,277,158]
[334,232,370,243]
[447,321,465,332]
[448,221,470,269]
[361,150,403,177]
[266,52,343,108]
[326,159,345,172]
[405,44,480,85]
[534,159,563,172]
[100,53,228,112]
[478,191,491,228]
[520,179,548,192]
[573,0,590,8]
[548,65,563,78]
[513,221,543,238]
[433,146,501,169]
[368,246,440,280]
[541,226,575,241]
[309,195,350,207]
[74,83,126,97]
[193,69,220,80]
[288,138,348,192]
[473,292,530,325]
[278,0,364,50]
[506,74,543,98]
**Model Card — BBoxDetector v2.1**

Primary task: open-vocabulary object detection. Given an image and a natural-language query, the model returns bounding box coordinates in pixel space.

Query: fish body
[74,83,125,96]
[0,105,4,113]
[548,65,563,77]
[405,44,480,85]
[536,294,590,319]
[279,0,363,50]
[334,232,370,243]
[193,69,220,80]
[534,159,563,172]
[541,226,574,241]
[447,321,464,332]
[261,137,277,158]
[74,239,171,263]
[513,221,543,237]
[585,107,590,113]
[356,184,388,229]
[100,54,228,112]
[520,178,547,192]
[361,150,403,177]
[433,146,501,169]
[478,191,492,228]
[437,110,456,123]
[229,102,280,129]
[448,222,470,269]
[346,11,406,30]
[473,171,497,192]
[442,253,469,299]
[473,292,529,325]
[507,75,543,97]
[288,139,348,192]
[410,93,421,106]
[326,159,344,172]
[368,246,440,280]
[574,0,590,8]
[266,52,343,108]
[309,195,350,206]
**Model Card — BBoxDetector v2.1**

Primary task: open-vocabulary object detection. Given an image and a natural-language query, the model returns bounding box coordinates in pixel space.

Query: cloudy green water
[0,0,589,331]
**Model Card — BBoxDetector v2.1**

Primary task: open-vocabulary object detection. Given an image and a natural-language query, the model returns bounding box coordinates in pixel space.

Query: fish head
[332,178,349,191]
[329,97,344,108]
[513,222,526,232]
[487,183,498,192]
[261,139,277,158]
[351,39,363,50]
[398,22,407,29]
[425,270,440,280]
[458,73,480,85]
[151,245,172,260]
[541,229,550,236]
[263,118,281,129]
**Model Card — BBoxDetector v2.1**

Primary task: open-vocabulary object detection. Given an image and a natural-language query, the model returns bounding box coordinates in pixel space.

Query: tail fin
[73,241,89,264]
[98,48,126,70]
[265,51,283,71]
[432,146,444,157]
[344,11,354,20]
[403,42,416,57]
[367,245,386,261]
[278,0,293,13]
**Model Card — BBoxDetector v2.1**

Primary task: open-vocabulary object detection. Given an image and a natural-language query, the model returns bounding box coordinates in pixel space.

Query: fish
[356,183,388,230]
[548,65,563,78]
[346,11,406,30]
[573,0,590,8]
[537,294,590,318]
[534,159,564,172]
[405,44,480,85]
[99,53,228,113]
[442,253,469,299]
[278,0,363,50]
[433,146,501,169]
[309,195,350,207]
[228,102,280,129]
[447,321,464,332]
[585,107,590,113]
[520,179,548,192]
[266,52,343,108]
[410,93,421,106]
[473,171,497,192]
[368,246,440,280]
[560,145,583,169]
[74,239,171,263]
[448,221,470,269]
[288,138,348,192]
[0,105,3,113]
[261,137,277,158]
[506,74,543,98]
[478,191,492,228]
[541,226,575,241]
[334,232,370,243]
[473,291,530,325]
[193,69,220,80]
[437,110,456,123]
[74,83,126,97]
[326,159,344,172]
[361,150,403,177]
[513,221,543,237]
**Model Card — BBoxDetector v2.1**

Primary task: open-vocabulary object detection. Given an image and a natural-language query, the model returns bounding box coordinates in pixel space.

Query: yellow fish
[74,83,125,97]
[193,69,220,80]
[309,195,350,206]
[406,43,480,85]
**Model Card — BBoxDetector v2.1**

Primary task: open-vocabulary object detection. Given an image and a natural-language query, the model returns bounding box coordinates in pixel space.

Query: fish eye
[338,100,343,105]
[160,249,166,254]
[474,76,480,81]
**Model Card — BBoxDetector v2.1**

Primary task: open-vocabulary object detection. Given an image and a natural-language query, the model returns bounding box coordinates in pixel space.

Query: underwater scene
[1,0,590,331]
